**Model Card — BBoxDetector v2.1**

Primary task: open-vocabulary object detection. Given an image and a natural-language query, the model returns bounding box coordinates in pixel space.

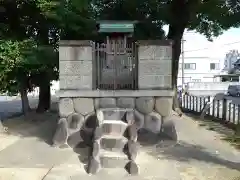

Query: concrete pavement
[0,96,38,120]
[0,95,59,120]
[0,111,239,180]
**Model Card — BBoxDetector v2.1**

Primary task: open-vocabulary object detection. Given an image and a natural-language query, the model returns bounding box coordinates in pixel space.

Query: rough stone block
[58,98,74,117]
[73,98,94,115]
[101,121,128,136]
[80,129,93,146]
[127,124,138,141]
[144,111,162,133]
[161,118,177,141]
[94,98,116,109]
[67,113,84,130]
[59,60,92,75]
[117,97,135,108]
[138,45,172,60]
[100,135,127,151]
[125,111,135,125]
[60,75,92,90]
[52,118,68,147]
[87,157,101,174]
[139,61,171,76]
[155,97,172,117]
[67,131,83,148]
[134,110,144,129]
[59,46,92,61]
[135,97,154,114]
[84,112,99,129]
[93,127,102,140]
[138,75,165,89]
[163,75,172,88]
[127,140,138,161]
[125,160,139,175]
[92,140,101,157]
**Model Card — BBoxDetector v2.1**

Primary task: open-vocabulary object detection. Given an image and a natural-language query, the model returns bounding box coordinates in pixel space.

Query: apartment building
[177,56,222,86]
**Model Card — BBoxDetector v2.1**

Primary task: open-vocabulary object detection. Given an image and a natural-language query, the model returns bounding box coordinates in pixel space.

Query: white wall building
[177,56,222,86]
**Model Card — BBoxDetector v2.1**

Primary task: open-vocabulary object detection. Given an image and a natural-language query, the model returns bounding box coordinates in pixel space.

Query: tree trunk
[19,85,31,116]
[167,25,184,114]
[36,79,51,113]
[166,0,199,115]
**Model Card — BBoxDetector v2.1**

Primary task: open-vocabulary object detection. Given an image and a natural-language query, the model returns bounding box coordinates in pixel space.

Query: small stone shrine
[53,21,175,175]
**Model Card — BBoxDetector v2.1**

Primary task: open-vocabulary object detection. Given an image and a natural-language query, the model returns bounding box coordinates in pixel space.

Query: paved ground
[0,96,58,120]
[0,96,38,120]
[0,110,239,180]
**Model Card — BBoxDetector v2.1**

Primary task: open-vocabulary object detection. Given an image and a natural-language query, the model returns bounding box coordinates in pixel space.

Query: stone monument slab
[138,41,172,89]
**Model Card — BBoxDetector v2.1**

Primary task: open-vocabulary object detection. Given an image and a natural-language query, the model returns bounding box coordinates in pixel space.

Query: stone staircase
[87,108,139,175]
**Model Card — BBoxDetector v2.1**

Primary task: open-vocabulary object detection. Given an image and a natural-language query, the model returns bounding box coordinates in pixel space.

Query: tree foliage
[1,0,240,113]
[0,39,35,95]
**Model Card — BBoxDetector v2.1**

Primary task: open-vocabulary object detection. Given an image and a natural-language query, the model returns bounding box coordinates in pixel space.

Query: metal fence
[94,37,138,90]
[181,95,240,126]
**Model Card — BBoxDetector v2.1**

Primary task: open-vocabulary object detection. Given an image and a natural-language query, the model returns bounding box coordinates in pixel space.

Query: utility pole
[181,39,185,89]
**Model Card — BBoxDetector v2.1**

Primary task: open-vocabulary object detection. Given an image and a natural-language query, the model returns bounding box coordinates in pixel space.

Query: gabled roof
[96,20,137,33]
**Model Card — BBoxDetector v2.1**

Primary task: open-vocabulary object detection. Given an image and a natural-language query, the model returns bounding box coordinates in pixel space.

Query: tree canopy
[0,0,240,113]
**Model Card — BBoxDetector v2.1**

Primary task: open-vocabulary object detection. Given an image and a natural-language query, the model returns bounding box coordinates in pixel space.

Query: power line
[184,41,240,53]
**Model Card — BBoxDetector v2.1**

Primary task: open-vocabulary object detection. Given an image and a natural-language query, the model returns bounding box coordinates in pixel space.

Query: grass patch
[198,123,207,127]
[223,133,240,150]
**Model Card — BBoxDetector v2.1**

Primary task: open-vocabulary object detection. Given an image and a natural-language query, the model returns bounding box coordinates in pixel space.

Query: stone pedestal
[53,39,177,174]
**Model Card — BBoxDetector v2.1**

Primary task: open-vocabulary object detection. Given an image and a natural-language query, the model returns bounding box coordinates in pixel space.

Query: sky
[163,26,240,60]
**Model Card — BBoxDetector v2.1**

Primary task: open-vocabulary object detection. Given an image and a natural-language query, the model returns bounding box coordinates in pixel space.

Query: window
[210,63,220,70]
[184,63,196,70]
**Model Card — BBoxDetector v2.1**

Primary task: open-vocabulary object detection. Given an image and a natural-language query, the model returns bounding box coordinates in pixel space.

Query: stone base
[53,93,175,174]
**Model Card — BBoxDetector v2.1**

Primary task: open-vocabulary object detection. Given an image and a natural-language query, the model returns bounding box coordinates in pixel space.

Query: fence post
[189,95,192,110]
[199,97,202,112]
[216,100,220,118]
[232,104,236,124]
[229,103,232,122]
[193,96,195,111]
[222,98,227,121]
[207,96,211,115]
[238,104,240,125]
[187,95,189,109]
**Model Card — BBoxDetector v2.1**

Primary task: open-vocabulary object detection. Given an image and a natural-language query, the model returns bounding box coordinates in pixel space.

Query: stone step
[100,135,128,151]
[101,120,128,136]
[97,108,134,124]
[99,149,129,168]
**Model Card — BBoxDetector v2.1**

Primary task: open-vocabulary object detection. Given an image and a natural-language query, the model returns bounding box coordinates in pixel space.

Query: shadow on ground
[136,119,240,172]
[2,108,240,173]
[147,140,240,171]
[184,113,235,137]
[1,102,59,146]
